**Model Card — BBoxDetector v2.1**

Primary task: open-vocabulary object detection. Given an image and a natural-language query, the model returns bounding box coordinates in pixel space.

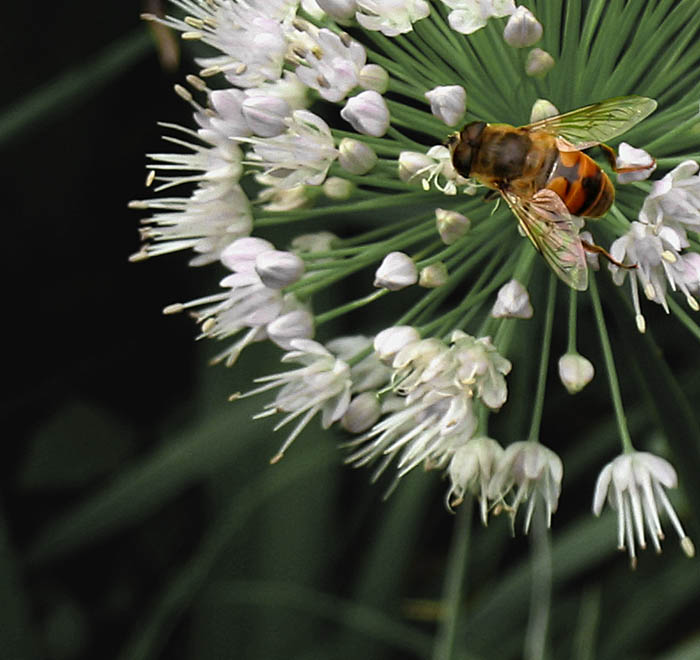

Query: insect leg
[598,143,656,174]
[581,238,636,269]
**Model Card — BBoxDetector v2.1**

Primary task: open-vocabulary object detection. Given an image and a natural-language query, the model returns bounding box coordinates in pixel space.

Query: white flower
[436,208,471,244]
[221,237,274,273]
[442,0,516,35]
[525,48,555,76]
[373,326,421,363]
[399,146,464,194]
[244,71,309,111]
[342,392,383,433]
[558,352,595,394]
[294,28,367,103]
[255,250,306,289]
[593,451,695,567]
[490,279,534,319]
[529,99,559,122]
[327,335,391,392]
[374,252,418,290]
[341,91,390,137]
[447,436,505,523]
[291,231,338,254]
[346,332,510,480]
[148,2,288,87]
[419,262,449,288]
[355,0,431,36]
[316,0,357,20]
[241,95,290,137]
[489,441,563,533]
[244,339,352,463]
[616,143,656,184]
[609,221,699,330]
[503,6,543,47]
[338,138,378,175]
[425,85,467,127]
[639,160,700,237]
[246,110,338,188]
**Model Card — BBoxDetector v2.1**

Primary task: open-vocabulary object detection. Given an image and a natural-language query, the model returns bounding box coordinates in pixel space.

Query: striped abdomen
[545,149,614,218]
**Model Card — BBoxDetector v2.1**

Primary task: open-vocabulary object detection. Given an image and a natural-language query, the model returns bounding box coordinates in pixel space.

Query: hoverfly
[446,95,657,290]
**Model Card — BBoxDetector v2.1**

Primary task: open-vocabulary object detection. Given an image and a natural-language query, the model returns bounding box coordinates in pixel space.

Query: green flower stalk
[132,0,700,562]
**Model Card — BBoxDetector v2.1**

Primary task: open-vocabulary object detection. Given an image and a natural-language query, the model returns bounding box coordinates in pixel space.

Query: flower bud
[374,251,418,290]
[338,138,378,175]
[503,6,542,47]
[398,151,433,182]
[373,325,421,363]
[255,250,305,289]
[358,64,389,93]
[209,89,252,137]
[419,262,448,288]
[558,352,595,394]
[436,208,471,244]
[221,237,274,273]
[529,99,559,123]
[291,231,337,254]
[616,142,657,184]
[315,0,357,20]
[525,48,555,77]
[341,91,390,137]
[241,95,291,137]
[267,308,315,350]
[341,391,382,433]
[323,176,354,199]
[491,279,533,319]
[424,85,467,127]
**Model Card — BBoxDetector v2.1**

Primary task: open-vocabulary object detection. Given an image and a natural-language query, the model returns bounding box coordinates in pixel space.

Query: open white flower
[243,339,352,463]
[489,441,563,533]
[355,0,430,36]
[442,0,516,35]
[593,451,695,567]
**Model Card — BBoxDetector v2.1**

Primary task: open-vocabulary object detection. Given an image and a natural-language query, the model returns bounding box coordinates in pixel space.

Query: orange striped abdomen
[545,149,614,217]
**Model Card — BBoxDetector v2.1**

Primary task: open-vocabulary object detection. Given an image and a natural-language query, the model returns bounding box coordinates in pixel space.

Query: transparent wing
[522,95,657,149]
[501,189,588,291]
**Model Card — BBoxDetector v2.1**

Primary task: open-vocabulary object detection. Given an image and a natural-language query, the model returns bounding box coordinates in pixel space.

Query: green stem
[524,506,552,660]
[527,273,557,444]
[588,273,635,453]
[431,503,472,660]
[567,288,578,353]
[314,289,388,326]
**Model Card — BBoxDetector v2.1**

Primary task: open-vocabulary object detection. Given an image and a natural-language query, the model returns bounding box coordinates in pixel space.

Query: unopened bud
[374,251,418,290]
[419,262,448,288]
[530,99,559,123]
[425,85,467,127]
[255,250,305,289]
[323,176,354,199]
[558,352,595,394]
[374,325,421,363]
[436,208,471,244]
[491,279,533,319]
[503,6,543,47]
[291,231,337,254]
[358,64,389,93]
[525,48,555,77]
[339,138,378,175]
[342,392,382,433]
[341,91,390,137]
[315,0,357,20]
[241,95,291,137]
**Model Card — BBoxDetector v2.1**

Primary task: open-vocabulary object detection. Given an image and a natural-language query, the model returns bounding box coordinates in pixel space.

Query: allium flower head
[133,0,700,574]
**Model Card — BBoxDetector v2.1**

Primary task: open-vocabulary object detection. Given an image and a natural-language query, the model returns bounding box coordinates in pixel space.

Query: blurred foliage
[3,1,700,659]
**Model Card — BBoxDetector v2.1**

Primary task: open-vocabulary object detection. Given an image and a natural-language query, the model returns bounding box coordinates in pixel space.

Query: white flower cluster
[610,160,700,332]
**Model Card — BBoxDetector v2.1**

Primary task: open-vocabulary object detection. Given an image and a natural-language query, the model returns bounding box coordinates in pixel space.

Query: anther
[163,303,184,314]
[182,31,203,40]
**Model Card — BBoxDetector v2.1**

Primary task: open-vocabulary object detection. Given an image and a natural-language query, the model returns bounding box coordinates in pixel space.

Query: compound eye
[452,142,473,178]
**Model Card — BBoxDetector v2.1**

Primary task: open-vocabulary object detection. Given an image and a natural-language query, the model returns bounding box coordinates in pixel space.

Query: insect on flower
[446,96,658,290]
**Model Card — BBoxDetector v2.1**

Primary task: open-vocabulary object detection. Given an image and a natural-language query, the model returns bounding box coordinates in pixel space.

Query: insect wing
[522,95,657,149]
[501,190,588,291]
